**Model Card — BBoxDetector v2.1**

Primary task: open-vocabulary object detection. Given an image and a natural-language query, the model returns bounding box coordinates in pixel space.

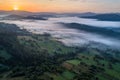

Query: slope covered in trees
[0,22,120,80]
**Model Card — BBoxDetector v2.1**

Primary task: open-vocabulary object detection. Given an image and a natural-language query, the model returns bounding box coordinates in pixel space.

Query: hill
[62,23,120,40]
[81,13,120,21]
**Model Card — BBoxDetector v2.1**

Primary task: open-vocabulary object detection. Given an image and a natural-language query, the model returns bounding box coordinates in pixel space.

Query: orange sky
[0,0,120,12]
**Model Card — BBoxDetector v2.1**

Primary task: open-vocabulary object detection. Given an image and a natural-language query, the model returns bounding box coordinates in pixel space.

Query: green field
[62,70,75,80]
[66,59,81,66]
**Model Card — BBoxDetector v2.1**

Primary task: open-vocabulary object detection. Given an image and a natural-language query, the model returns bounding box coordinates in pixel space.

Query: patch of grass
[62,70,75,80]
[66,59,81,66]
[105,69,120,79]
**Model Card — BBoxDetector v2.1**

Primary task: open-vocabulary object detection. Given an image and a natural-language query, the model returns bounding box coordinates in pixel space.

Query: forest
[0,22,120,80]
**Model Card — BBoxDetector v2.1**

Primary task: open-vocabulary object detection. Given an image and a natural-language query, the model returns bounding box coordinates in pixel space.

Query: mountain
[2,14,24,20]
[61,12,97,17]
[62,23,120,40]
[0,10,120,21]
[81,13,120,21]
[0,10,57,16]
[0,10,57,20]
[24,15,47,20]
[1,14,48,20]
[0,10,34,16]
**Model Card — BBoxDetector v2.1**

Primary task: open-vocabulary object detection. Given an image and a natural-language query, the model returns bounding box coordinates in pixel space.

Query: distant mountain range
[0,10,57,16]
[0,10,120,21]
[61,12,97,17]
[1,14,48,20]
[0,10,33,16]
[0,10,56,20]
[81,13,120,21]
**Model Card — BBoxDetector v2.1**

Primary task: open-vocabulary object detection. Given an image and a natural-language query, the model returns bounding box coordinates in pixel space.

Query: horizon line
[0,10,120,14]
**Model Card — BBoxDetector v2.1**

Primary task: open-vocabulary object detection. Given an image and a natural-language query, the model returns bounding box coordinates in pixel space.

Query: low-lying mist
[0,16,120,49]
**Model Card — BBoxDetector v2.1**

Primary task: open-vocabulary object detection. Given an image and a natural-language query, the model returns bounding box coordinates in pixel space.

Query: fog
[49,17,120,28]
[0,16,120,49]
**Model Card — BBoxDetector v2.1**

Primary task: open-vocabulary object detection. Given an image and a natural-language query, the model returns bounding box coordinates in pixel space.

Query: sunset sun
[13,6,19,10]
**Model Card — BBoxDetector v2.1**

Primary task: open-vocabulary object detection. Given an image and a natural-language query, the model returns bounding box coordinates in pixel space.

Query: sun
[13,6,19,11]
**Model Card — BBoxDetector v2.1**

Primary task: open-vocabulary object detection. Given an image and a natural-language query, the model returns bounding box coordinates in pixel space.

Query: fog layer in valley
[0,16,120,49]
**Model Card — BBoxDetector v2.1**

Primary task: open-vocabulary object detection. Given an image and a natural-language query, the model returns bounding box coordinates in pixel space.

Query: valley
[0,22,120,80]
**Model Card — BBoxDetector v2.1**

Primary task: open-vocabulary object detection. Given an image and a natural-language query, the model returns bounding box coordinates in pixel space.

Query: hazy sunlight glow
[13,6,19,10]
[0,0,120,12]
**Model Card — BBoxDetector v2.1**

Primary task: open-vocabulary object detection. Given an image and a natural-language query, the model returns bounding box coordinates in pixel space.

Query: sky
[0,0,120,12]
